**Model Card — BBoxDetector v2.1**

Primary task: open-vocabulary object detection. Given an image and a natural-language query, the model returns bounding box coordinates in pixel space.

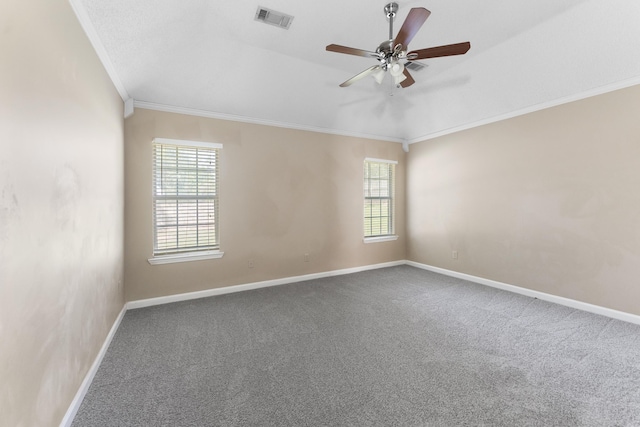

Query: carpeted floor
[72,266,640,426]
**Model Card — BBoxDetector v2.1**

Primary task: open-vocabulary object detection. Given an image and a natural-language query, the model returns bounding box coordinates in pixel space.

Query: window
[149,138,223,264]
[363,158,398,242]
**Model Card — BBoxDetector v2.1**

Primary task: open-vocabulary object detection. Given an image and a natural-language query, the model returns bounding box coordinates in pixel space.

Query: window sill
[363,235,398,244]
[148,250,224,265]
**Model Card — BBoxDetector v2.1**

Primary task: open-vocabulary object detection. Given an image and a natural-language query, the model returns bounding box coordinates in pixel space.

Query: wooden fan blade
[339,65,381,87]
[326,44,379,58]
[409,42,471,60]
[394,8,431,51]
[399,69,415,88]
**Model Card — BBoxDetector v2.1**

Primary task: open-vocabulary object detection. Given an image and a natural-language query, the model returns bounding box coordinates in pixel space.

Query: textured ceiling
[76,0,640,142]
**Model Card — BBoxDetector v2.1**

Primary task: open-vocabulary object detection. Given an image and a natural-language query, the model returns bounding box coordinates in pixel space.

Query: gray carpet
[72,266,640,426]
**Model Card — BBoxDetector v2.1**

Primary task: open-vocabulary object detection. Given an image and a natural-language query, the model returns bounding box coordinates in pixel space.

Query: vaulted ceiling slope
[74,0,640,143]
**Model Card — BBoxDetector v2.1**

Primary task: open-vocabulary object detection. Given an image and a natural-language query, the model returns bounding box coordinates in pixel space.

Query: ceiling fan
[326,3,470,88]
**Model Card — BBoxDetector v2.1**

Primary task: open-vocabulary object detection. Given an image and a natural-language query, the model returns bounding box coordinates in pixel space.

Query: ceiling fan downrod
[384,2,399,41]
[380,2,404,84]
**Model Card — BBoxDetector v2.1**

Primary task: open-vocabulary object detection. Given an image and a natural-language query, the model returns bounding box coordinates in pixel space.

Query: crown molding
[63,1,640,144]
[407,75,640,145]
[133,101,405,144]
[68,0,129,101]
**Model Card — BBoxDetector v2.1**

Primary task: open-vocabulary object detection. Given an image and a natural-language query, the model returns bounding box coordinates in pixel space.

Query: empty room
[2,0,640,425]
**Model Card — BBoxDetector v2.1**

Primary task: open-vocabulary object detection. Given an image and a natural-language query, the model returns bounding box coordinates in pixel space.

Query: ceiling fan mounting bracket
[384,3,399,19]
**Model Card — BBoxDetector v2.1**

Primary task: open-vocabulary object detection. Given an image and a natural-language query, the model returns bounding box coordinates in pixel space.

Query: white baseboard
[63,259,640,425]
[59,305,127,427]
[127,260,406,310]
[406,260,640,326]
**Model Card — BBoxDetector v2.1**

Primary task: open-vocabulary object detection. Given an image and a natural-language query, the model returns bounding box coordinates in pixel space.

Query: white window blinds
[152,139,222,256]
[364,158,396,238]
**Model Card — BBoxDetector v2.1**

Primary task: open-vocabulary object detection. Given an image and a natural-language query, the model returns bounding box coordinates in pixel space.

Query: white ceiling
[75,0,640,143]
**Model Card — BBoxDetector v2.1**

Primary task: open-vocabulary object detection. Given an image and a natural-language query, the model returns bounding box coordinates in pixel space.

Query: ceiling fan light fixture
[392,73,407,86]
[389,61,404,77]
[373,68,386,84]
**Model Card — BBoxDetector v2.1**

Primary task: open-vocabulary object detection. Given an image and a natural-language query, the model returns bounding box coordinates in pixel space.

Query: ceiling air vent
[255,6,294,29]
[405,61,427,72]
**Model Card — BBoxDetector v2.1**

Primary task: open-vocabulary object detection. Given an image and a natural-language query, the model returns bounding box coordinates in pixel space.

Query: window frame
[363,158,398,244]
[148,138,224,265]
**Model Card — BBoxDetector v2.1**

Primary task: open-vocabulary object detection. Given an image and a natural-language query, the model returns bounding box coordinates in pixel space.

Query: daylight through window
[364,159,396,238]
[152,139,221,256]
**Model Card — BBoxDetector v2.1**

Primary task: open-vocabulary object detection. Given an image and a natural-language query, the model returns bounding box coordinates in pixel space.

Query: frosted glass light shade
[373,68,386,84]
[389,61,404,77]
[393,73,407,86]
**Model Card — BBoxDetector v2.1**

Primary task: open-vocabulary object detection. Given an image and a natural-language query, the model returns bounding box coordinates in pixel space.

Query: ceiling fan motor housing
[376,40,392,70]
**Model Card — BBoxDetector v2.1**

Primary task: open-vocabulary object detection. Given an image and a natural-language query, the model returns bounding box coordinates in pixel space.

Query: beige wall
[3,0,637,422]
[407,84,640,315]
[0,0,124,425]
[125,109,406,301]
